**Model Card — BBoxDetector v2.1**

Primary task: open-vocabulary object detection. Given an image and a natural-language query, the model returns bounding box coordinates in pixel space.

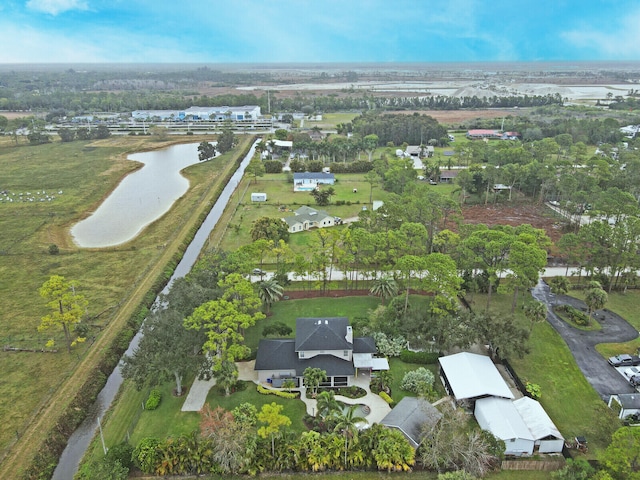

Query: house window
[343,350,349,357]
[334,376,348,387]
[299,352,304,358]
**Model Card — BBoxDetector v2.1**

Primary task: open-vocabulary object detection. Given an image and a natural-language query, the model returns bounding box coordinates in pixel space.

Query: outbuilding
[251,192,267,202]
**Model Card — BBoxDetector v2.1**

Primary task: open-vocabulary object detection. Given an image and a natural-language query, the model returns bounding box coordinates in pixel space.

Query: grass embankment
[471,290,621,455]
[0,134,252,478]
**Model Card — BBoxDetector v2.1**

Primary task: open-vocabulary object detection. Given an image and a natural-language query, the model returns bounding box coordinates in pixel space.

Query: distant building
[131,105,261,121]
[293,172,335,192]
[282,206,336,233]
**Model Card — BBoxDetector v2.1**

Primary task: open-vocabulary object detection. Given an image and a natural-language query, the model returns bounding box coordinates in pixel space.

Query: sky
[1,0,639,64]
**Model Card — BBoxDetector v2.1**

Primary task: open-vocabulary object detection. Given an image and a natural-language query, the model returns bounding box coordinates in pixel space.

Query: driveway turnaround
[532,280,638,401]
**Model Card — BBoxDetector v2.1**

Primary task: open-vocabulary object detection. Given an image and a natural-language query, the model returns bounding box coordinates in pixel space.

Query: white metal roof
[513,397,563,441]
[438,352,514,400]
[353,353,389,370]
[475,397,534,441]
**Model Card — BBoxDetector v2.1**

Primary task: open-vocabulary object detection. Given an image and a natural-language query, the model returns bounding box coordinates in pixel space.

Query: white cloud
[26,0,88,16]
[561,10,640,59]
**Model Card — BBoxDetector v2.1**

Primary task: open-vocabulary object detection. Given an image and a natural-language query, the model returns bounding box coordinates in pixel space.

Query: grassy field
[477,291,622,455]
[0,134,253,476]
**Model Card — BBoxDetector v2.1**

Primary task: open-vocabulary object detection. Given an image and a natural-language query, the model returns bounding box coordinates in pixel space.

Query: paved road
[532,279,639,401]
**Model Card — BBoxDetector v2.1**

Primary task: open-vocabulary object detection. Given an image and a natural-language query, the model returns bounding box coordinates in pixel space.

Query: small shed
[381,397,442,448]
[609,393,640,422]
[251,192,267,202]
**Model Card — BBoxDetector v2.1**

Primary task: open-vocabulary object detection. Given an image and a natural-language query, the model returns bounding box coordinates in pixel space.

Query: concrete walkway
[183,361,392,425]
[295,371,392,426]
[181,360,259,412]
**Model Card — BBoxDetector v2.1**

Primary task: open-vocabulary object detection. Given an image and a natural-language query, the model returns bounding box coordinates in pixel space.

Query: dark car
[608,354,640,367]
[630,374,640,388]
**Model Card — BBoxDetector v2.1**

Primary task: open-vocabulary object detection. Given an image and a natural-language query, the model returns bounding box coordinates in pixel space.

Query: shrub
[400,349,439,364]
[48,244,59,255]
[556,304,590,326]
[378,391,394,404]
[257,384,299,398]
[132,437,160,474]
[400,367,435,394]
[264,160,283,173]
[145,389,162,410]
[372,332,406,357]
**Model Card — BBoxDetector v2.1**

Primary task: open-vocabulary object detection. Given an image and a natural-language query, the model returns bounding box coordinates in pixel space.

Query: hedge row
[399,349,440,364]
[257,384,300,399]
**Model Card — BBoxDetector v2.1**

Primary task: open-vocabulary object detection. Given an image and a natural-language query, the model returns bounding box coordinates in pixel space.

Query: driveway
[532,279,639,401]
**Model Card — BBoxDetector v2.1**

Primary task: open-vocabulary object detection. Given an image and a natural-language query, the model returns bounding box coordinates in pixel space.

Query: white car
[624,366,640,379]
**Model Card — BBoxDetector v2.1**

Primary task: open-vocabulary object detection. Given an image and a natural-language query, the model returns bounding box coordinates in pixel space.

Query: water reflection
[71,143,203,248]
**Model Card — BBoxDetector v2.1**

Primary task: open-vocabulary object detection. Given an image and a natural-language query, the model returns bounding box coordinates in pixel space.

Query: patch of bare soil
[458,203,565,243]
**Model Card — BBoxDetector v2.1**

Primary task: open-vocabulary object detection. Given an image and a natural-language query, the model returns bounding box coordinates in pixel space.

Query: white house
[293,172,335,192]
[282,206,336,233]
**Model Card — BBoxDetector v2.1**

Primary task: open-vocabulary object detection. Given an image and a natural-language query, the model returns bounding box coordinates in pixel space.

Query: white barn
[475,396,564,456]
[438,352,514,403]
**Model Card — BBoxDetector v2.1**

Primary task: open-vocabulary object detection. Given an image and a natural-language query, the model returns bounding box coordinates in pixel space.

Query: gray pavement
[532,279,639,401]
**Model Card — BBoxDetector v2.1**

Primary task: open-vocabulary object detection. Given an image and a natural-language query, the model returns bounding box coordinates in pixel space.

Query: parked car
[608,354,640,367]
[630,374,640,388]
[624,366,640,379]
[252,268,265,275]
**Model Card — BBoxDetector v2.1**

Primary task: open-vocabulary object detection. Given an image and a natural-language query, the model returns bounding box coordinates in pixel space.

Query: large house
[282,205,336,233]
[293,172,335,192]
[254,317,388,388]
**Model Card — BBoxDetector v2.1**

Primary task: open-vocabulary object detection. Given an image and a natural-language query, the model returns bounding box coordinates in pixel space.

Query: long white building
[131,105,261,121]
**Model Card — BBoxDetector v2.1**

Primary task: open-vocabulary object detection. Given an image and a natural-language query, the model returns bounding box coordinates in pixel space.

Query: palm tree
[523,300,547,333]
[257,279,283,313]
[214,360,238,396]
[369,276,398,305]
[585,285,607,323]
[316,390,341,421]
[334,405,368,468]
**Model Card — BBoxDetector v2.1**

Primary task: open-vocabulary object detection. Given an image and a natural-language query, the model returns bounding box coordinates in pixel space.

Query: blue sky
[1,0,639,63]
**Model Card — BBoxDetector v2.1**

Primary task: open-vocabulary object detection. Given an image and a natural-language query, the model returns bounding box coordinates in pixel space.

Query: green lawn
[220,172,392,253]
[244,296,382,351]
[477,291,621,454]
[304,112,360,129]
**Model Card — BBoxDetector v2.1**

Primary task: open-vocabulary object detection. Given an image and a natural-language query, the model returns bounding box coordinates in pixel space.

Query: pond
[71,142,208,248]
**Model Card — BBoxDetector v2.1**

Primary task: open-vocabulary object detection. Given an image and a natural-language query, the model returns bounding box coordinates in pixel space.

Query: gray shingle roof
[353,337,377,353]
[254,338,355,377]
[295,317,352,352]
[282,206,333,227]
[381,397,442,448]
